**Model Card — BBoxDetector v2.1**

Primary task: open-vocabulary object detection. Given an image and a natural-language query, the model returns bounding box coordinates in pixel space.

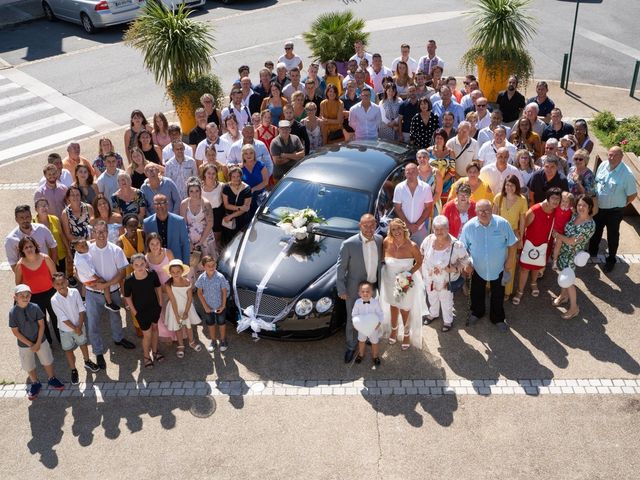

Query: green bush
[591,111,617,132]
[167,73,224,114]
[607,116,640,155]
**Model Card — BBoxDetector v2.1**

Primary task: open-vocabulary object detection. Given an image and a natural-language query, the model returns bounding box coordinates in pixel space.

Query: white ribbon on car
[236,237,296,339]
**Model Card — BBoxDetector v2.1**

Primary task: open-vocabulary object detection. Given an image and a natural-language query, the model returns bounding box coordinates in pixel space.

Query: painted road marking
[0,125,94,163]
[0,91,36,108]
[578,28,640,60]
[0,82,21,94]
[1,68,118,133]
[0,102,55,125]
[363,11,466,33]
[0,378,638,399]
[0,112,73,143]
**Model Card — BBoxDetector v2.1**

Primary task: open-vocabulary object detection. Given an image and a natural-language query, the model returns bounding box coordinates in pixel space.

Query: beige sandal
[512,291,524,305]
[176,346,185,359]
[388,326,399,345]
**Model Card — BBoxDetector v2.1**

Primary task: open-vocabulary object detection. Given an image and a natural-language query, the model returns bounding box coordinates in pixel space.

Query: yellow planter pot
[476,58,511,103]
[175,97,196,134]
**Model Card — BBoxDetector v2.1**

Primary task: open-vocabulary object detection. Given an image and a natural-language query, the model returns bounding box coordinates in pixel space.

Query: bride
[380,218,426,350]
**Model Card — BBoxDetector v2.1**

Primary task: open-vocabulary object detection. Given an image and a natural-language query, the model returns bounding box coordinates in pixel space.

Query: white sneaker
[207,341,216,353]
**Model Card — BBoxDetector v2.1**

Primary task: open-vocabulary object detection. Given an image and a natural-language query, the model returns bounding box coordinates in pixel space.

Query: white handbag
[520,218,554,267]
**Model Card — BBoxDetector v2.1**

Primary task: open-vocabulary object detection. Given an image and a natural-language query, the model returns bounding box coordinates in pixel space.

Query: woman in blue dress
[240,144,269,217]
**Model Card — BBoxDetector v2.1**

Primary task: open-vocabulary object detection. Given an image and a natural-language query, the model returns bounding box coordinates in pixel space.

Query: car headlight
[294,298,313,317]
[315,297,333,313]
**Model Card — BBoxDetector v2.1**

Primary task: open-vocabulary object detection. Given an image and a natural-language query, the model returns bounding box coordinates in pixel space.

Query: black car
[217,140,413,339]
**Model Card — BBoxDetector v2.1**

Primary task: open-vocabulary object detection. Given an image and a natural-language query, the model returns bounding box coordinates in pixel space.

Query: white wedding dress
[379,257,426,349]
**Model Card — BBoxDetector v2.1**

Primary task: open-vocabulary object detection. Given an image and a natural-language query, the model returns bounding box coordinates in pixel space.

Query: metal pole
[631,60,640,97]
[560,53,569,90]
[565,0,581,89]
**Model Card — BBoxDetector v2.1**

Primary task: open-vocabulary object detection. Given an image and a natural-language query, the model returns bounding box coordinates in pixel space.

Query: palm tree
[303,10,369,72]
[460,0,537,100]
[124,2,221,131]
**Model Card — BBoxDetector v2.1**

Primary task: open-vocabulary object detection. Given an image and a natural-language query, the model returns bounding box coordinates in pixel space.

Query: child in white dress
[162,259,202,358]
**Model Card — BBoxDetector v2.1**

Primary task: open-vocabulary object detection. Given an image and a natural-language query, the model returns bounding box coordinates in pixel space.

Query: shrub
[607,116,640,155]
[591,111,617,133]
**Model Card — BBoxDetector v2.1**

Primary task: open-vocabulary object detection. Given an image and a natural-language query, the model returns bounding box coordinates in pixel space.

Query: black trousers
[588,207,624,263]
[30,288,60,345]
[470,270,505,324]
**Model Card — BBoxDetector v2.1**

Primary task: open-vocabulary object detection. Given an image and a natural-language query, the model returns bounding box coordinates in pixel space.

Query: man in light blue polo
[588,146,637,272]
[459,200,517,331]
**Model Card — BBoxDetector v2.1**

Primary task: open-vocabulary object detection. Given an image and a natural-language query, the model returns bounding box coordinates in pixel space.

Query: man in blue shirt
[431,86,464,128]
[141,163,181,216]
[588,146,638,272]
[459,200,517,331]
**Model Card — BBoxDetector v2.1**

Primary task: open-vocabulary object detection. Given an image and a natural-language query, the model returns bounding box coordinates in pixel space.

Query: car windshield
[260,179,370,237]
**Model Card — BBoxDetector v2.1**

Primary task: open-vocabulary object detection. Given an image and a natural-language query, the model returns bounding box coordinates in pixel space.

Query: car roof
[286,140,411,191]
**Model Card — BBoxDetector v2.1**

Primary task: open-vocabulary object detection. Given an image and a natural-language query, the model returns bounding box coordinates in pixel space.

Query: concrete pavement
[0,0,42,30]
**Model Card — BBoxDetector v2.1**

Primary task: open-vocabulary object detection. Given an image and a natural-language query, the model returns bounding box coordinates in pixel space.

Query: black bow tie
[362,301,370,304]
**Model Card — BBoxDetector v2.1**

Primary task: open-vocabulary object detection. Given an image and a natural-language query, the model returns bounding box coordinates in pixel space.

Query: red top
[19,257,52,294]
[520,203,555,270]
[554,207,573,234]
[442,200,477,238]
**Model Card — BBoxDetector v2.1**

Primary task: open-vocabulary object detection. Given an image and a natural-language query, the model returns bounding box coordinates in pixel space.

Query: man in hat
[270,120,305,182]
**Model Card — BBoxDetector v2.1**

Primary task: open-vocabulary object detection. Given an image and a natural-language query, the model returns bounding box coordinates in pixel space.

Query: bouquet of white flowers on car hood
[277,208,324,240]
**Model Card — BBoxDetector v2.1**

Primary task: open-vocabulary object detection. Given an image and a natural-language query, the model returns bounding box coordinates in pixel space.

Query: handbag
[222,189,241,230]
[520,217,554,267]
[447,241,464,293]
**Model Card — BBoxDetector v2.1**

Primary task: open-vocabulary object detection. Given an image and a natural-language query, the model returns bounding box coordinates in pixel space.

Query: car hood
[233,220,343,298]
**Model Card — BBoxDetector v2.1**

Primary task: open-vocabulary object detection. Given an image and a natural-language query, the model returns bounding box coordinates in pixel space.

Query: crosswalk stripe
[0,91,36,108]
[0,125,94,163]
[0,113,74,143]
[0,102,56,126]
[0,83,21,94]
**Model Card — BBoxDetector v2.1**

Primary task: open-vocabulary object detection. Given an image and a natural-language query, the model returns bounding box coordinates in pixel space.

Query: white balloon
[557,267,576,288]
[352,313,379,337]
[574,251,590,267]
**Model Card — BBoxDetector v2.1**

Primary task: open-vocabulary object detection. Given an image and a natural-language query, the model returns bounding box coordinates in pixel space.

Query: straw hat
[162,258,190,277]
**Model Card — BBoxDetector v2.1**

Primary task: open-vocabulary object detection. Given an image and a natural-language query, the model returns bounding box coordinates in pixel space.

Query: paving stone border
[1,378,639,399]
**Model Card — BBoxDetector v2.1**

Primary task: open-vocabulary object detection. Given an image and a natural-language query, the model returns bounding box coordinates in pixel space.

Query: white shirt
[391,56,418,75]
[195,136,231,163]
[446,136,479,177]
[221,103,251,128]
[88,242,128,293]
[39,169,73,188]
[351,297,383,323]
[4,224,57,266]
[348,102,382,140]
[367,66,393,94]
[74,251,97,284]
[227,139,274,175]
[277,54,303,71]
[477,125,512,147]
[476,111,492,130]
[162,142,193,162]
[478,140,517,166]
[350,52,373,65]
[360,233,378,284]
[479,163,525,195]
[282,82,305,101]
[417,55,444,75]
[393,179,434,224]
[51,288,85,332]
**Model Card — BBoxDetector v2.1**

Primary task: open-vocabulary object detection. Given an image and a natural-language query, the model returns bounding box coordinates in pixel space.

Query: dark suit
[336,233,383,350]
[143,212,190,264]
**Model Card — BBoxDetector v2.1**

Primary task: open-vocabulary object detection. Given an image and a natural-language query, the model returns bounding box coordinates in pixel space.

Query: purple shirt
[34,182,68,218]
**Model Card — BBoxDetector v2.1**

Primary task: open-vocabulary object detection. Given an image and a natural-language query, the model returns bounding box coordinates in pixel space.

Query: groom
[336,213,383,363]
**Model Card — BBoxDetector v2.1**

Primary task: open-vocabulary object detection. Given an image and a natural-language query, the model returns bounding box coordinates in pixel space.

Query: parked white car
[42,0,206,34]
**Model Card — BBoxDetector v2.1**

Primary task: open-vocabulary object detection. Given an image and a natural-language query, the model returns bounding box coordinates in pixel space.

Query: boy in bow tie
[351,282,384,366]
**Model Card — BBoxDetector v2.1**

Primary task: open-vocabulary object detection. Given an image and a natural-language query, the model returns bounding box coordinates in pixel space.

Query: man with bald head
[589,146,638,272]
[459,200,517,331]
[479,147,524,195]
[393,163,433,244]
[336,214,383,363]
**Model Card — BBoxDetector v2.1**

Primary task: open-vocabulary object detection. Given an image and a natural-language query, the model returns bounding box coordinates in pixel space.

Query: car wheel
[80,13,95,34]
[42,1,56,21]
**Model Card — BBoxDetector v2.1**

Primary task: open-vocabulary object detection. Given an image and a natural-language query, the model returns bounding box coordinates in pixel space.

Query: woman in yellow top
[492,174,528,298]
[448,161,493,203]
[319,84,344,144]
[34,197,68,274]
[323,61,344,97]
[117,213,146,337]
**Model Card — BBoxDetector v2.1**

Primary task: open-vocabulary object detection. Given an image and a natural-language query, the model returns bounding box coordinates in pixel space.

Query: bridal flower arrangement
[277,208,324,240]
[393,271,414,301]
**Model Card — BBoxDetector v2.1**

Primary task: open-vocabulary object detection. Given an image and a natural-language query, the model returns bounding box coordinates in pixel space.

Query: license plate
[112,0,133,7]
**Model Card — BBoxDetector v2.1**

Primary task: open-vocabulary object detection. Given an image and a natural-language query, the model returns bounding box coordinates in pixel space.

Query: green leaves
[124,2,215,86]
[461,0,537,83]
[302,10,369,63]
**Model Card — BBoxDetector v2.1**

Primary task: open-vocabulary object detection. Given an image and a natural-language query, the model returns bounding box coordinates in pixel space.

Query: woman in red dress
[512,187,562,305]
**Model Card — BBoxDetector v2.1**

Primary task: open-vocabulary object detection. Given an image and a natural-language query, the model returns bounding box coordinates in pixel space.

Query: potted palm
[460,0,537,102]
[124,2,222,133]
[303,10,369,75]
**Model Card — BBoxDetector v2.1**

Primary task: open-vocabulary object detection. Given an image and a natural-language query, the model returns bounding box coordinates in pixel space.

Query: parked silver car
[42,0,206,34]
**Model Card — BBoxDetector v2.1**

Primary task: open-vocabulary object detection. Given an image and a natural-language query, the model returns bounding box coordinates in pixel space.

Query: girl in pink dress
[145,233,176,342]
